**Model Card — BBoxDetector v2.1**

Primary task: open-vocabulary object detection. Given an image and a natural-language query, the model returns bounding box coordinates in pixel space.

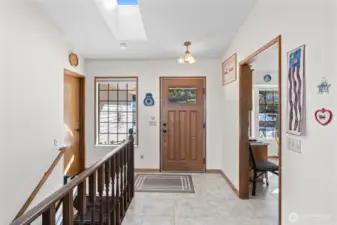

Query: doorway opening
[238,36,282,224]
[159,77,206,172]
[63,69,86,177]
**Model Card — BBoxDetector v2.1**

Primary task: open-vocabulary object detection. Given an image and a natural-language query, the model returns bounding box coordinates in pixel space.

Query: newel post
[128,128,134,145]
[128,128,135,198]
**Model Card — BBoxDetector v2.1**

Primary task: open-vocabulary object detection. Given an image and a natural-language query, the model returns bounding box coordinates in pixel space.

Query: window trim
[254,85,278,140]
[94,76,139,146]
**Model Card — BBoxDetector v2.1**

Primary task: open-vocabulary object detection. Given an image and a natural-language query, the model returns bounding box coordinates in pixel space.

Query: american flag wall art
[287,45,305,135]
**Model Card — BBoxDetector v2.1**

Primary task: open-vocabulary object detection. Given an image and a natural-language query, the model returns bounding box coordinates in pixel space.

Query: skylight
[117,0,138,5]
[95,0,147,41]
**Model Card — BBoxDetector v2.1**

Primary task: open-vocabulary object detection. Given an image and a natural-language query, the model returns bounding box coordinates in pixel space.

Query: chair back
[248,143,257,169]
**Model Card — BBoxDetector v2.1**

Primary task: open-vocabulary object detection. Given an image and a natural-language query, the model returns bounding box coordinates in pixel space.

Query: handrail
[13,147,67,221]
[11,135,133,225]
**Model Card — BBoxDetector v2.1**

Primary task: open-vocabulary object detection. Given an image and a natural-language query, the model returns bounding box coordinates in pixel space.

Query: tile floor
[122,173,279,225]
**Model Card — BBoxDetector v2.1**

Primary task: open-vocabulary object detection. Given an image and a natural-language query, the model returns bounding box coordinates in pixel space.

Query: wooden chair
[249,143,279,196]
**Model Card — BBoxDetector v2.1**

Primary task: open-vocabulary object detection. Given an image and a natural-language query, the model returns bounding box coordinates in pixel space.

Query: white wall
[221,0,337,224]
[3,1,85,224]
[85,59,223,170]
[333,2,337,211]
[252,70,278,86]
[0,0,5,223]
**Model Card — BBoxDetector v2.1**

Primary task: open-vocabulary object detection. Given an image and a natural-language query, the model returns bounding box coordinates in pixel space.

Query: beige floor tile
[122,173,279,225]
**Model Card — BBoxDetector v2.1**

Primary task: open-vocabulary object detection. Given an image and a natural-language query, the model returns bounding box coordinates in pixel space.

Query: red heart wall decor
[314,108,333,126]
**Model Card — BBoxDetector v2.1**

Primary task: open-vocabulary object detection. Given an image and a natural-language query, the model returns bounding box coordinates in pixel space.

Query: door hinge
[203,123,206,129]
[203,158,206,164]
[203,88,205,94]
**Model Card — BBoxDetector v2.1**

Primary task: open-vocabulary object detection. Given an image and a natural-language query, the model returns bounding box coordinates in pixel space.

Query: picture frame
[222,53,237,85]
[286,45,306,136]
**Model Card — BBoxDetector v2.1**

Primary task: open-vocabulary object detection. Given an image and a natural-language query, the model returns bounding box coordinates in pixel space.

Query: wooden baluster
[123,146,127,212]
[129,129,135,199]
[127,142,132,202]
[105,161,111,225]
[62,192,73,225]
[89,172,97,224]
[98,166,105,225]
[110,156,116,225]
[125,143,130,204]
[115,152,120,225]
[42,205,55,225]
[132,134,135,198]
[119,151,123,224]
[78,181,87,225]
[119,149,124,218]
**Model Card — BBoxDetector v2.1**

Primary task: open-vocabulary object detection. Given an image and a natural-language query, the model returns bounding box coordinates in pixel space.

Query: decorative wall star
[317,78,331,94]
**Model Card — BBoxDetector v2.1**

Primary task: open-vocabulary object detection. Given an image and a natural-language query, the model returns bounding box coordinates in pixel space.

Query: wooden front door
[64,74,82,177]
[160,78,206,172]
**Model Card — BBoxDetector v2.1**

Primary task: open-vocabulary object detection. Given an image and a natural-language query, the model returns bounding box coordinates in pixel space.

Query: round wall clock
[263,74,272,82]
[69,52,79,67]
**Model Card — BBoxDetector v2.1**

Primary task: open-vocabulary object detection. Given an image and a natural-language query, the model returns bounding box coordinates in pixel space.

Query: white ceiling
[35,0,257,59]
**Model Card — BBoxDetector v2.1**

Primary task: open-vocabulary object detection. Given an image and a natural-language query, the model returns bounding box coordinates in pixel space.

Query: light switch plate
[149,121,157,126]
[287,136,302,153]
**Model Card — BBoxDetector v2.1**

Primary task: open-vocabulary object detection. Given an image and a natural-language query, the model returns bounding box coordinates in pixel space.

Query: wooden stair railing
[13,147,67,221]
[11,129,135,225]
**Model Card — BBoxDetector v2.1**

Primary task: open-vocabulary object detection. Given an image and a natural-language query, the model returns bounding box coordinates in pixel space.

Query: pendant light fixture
[178,41,196,64]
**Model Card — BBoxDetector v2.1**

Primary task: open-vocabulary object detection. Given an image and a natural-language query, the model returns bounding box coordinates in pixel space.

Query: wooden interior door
[64,75,81,177]
[160,78,205,172]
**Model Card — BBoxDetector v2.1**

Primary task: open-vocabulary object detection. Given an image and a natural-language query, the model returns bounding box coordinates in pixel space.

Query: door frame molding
[64,69,86,173]
[159,76,207,172]
[238,35,282,225]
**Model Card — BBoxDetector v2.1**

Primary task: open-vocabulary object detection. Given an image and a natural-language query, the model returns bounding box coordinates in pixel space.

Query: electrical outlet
[140,154,144,159]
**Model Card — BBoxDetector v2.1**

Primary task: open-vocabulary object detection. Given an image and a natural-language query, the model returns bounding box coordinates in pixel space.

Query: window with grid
[258,89,279,139]
[95,77,137,146]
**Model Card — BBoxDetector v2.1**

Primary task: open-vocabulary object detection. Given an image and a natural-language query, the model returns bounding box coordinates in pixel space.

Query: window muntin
[258,90,279,138]
[95,78,137,145]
